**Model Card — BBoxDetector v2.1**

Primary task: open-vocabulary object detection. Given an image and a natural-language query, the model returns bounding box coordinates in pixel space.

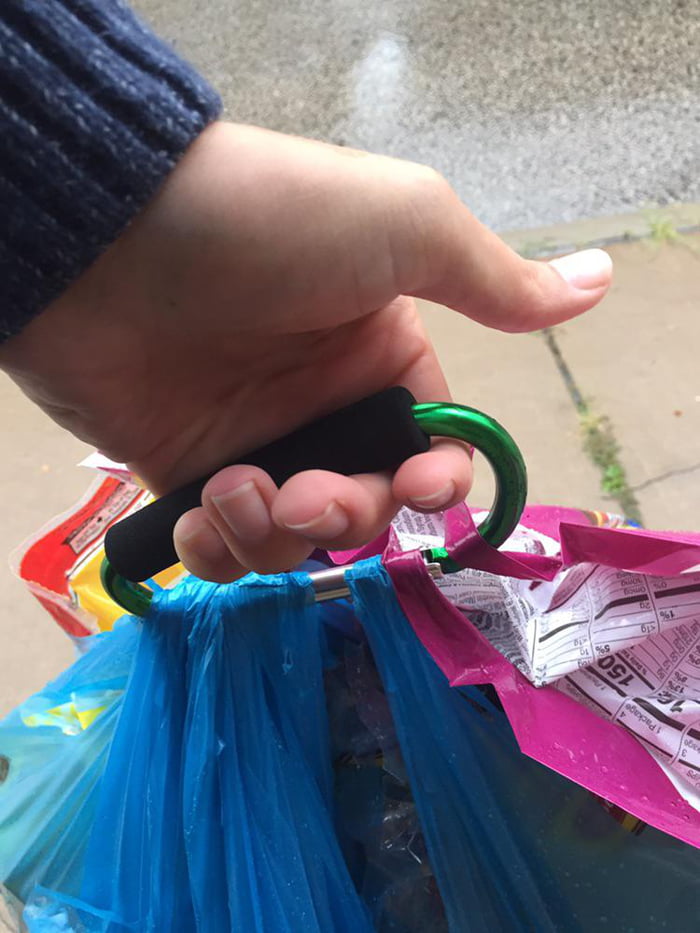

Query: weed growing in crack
[578,410,642,523]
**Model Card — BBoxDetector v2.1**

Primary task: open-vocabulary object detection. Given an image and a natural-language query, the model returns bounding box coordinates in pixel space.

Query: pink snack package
[333,503,700,848]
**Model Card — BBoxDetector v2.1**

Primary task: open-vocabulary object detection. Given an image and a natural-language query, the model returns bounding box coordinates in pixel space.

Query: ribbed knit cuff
[0,0,222,341]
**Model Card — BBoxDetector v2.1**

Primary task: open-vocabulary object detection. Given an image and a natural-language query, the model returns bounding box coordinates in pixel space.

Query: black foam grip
[104,386,429,581]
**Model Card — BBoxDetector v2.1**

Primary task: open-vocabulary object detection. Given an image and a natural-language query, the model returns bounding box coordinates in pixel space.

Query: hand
[0,122,612,581]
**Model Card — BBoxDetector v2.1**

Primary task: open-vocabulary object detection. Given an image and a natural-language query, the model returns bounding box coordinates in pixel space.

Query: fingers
[392,440,472,511]
[381,162,612,333]
[174,508,245,583]
[202,466,315,577]
[171,442,471,581]
[271,470,398,550]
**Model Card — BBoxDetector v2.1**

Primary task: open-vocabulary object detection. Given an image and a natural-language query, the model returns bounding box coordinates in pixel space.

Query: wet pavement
[135,0,700,230]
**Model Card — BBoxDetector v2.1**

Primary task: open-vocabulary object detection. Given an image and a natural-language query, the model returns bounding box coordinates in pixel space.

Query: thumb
[391,172,612,333]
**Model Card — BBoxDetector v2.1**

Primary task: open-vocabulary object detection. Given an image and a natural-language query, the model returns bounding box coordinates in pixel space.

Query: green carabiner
[412,402,527,573]
[101,400,527,616]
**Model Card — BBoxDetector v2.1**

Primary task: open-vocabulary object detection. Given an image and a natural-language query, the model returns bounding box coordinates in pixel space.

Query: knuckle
[404,163,453,210]
[387,163,456,288]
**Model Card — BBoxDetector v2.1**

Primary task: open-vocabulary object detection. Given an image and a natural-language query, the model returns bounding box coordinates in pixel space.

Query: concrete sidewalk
[422,222,700,533]
[1,218,699,714]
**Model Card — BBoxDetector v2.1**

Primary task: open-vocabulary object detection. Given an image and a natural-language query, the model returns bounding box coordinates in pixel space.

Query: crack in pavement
[631,461,700,493]
[540,328,586,413]
[540,327,643,525]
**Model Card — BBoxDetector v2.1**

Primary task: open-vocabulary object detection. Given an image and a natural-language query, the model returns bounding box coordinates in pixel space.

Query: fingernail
[283,502,350,539]
[408,480,456,510]
[180,521,231,564]
[549,248,612,290]
[212,480,270,543]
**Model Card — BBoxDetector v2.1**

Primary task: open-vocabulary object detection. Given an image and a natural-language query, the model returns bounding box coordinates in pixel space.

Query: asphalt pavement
[134,0,700,230]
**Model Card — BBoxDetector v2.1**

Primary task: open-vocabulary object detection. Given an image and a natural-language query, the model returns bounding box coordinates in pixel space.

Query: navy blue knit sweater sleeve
[0,0,221,341]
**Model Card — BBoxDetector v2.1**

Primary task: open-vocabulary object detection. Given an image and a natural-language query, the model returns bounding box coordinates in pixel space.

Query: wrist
[0,0,221,345]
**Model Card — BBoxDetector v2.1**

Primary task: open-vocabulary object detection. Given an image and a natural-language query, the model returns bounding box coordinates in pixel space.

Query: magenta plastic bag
[329,501,700,846]
[365,503,700,847]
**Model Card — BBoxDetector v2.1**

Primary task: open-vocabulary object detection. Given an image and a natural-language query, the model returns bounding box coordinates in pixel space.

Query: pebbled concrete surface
[134,0,700,231]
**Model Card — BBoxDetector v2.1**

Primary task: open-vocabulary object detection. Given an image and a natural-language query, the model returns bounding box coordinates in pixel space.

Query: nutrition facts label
[526,567,700,684]
[559,606,700,793]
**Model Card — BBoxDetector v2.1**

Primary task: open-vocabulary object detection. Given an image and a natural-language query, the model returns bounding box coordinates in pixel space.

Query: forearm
[0,0,221,341]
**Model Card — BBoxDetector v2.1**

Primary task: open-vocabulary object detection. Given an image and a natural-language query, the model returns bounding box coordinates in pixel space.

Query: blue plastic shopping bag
[24,573,372,932]
[8,558,700,932]
[345,559,700,932]
[0,620,135,902]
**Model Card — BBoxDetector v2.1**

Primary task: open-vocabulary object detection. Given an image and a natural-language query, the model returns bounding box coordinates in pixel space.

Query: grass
[643,209,699,255]
[540,328,643,523]
[578,409,643,523]
[646,214,682,246]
